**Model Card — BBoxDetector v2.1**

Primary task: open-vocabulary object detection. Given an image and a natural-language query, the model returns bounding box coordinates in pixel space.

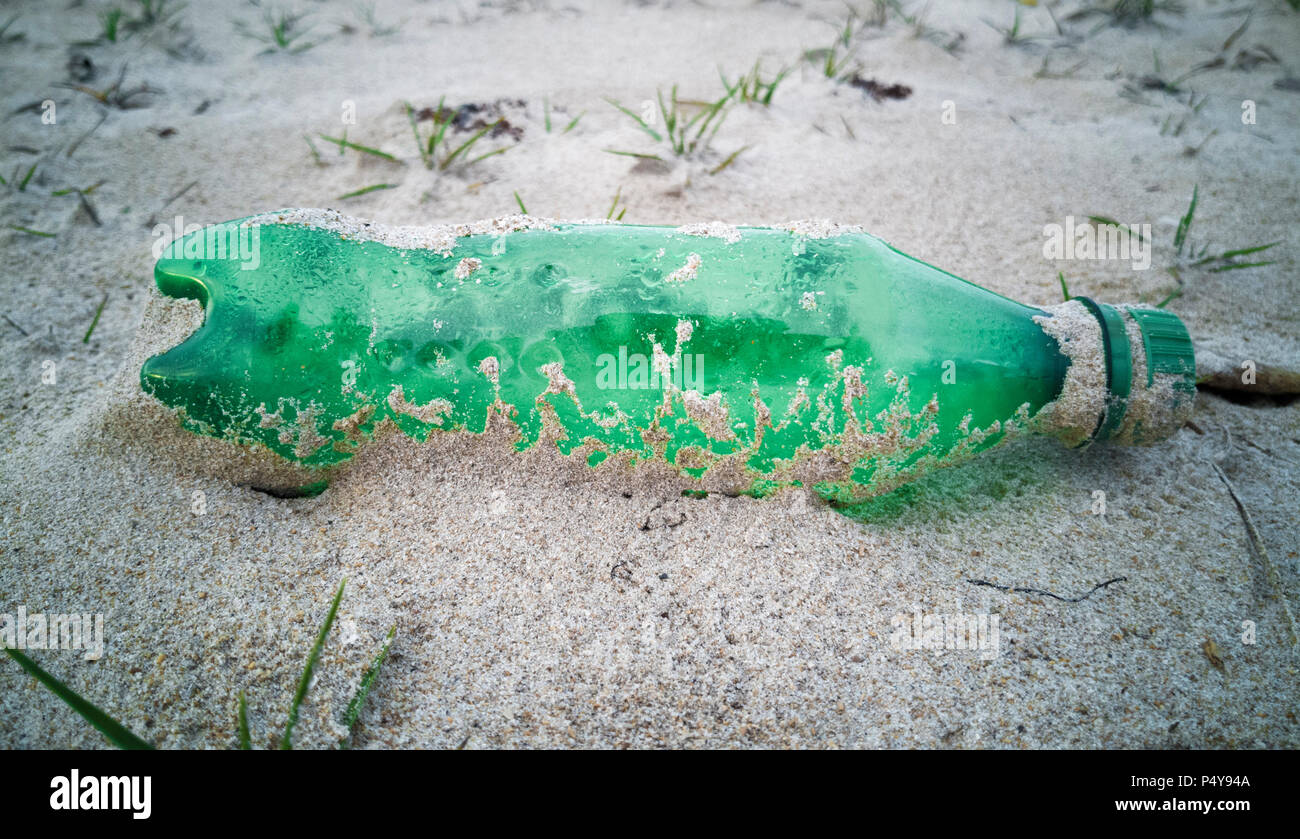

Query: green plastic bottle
[141,210,1196,500]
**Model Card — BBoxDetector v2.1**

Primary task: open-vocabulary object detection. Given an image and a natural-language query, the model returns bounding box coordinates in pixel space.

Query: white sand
[1,0,1298,748]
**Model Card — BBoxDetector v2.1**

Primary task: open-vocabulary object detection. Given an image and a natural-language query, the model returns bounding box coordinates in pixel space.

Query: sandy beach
[1,0,1297,748]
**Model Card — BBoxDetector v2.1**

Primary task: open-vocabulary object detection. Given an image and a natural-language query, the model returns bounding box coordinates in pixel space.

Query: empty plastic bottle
[141,211,1196,500]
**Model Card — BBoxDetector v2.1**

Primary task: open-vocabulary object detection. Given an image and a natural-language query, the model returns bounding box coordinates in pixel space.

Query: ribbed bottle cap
[1125,307,1197,393]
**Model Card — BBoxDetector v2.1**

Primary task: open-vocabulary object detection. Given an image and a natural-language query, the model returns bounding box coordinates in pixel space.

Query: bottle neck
[1033,299,1196,447]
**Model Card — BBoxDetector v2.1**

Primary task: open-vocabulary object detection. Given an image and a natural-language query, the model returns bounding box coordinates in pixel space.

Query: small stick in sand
[65,113,107,159]
[144,179,198,227]
[966,576,1127,603]
[3,313,29,337]
[1211,461,1299,647]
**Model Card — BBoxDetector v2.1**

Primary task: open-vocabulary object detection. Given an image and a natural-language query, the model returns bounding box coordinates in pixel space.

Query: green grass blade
[605,185,622,220]
[605,97,662,142]
[603,148,664,161]
[1207,260,1276,273]
[281,578,346,750]
[304,134,323,165]
[513,190,527,214]
[466,145,510,166]
[1192,242,1280,268]
[431,97,448,153]
[688,93,730,139]
[709,144,749,175]
[761,67,791,105]
[719,67,739,98]
[430,118,449,157]
[684,102,717,145]
[1086,215,1147,244]
[338,625,396,749]
[562,111,585,134]
[660,87,677,141]
[317,134,398,162]
[403,101,431,168]
[237,691,251,749]
[695,99,732,152]
[660,86,676,135]
[1214,241,1279,260]
[4,647,153,750]
[8,225,55,237]
[1057,271,1071,301]
[1155,289,1183,308]
[440,119,501,170]
[82,293,107,343]
[1173,184,1197,255]
[337,183,398,200]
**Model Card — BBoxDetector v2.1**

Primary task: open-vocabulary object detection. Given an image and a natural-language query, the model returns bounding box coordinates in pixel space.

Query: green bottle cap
[1125,307,1197,393]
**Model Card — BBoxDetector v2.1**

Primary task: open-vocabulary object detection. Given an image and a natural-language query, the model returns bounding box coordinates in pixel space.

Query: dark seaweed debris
[412,98,526,140]
[848,75,912,101]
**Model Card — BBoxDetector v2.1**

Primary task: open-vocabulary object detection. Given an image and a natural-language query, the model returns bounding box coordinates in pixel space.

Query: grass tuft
[404,100,512,171]
[721,61,790,105]
[234,5,321,53]
[91,0,185,45]
[349,1,397,37]
[983,7,1049,47]
[100,7,124,42]
[7,578,395,750]
[804,45,854,80]
[1106,185,1282,305]
[62,64,157,110]
[440,118,505,170]
[884,0,965,55]
[606,85,735,160]
[1068,0,1184,28]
